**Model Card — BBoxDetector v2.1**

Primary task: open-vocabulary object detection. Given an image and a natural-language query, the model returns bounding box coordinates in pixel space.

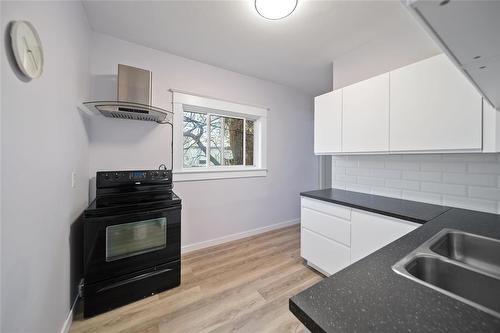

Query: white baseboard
[60,296,78,333]
[181,218,300,254]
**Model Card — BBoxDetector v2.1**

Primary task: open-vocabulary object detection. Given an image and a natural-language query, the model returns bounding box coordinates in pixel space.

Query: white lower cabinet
[300,197,420,276]
[350,210,419,263]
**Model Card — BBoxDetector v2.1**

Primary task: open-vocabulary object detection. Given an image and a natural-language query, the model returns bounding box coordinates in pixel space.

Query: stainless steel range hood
[83,64,173,124]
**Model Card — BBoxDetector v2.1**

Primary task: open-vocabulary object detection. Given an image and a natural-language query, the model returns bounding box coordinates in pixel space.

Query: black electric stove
[83,169,181,318]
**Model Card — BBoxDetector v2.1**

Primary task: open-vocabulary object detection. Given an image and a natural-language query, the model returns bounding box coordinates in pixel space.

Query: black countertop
[291,190,500,333]
[301,188,451,224]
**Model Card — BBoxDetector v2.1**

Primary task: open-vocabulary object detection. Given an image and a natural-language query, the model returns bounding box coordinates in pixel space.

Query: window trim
[172,91,268,182]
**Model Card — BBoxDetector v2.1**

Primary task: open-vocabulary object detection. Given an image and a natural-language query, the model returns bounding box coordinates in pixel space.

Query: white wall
[331,10,440,89]
[332,154,500,214]
[88,32,317,250]
[1,2,91,332]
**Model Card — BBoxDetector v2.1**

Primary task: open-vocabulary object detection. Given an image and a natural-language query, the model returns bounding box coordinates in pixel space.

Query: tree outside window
[183,111,254,168]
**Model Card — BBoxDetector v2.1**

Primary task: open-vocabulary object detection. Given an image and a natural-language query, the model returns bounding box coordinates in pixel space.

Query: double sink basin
[393,229,500,318]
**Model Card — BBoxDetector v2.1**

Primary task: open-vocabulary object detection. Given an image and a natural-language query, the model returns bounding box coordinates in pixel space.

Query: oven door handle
[96,267,173,293]
[130,204,181,216]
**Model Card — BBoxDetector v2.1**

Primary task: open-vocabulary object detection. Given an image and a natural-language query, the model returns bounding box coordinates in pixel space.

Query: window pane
[209,115,222,166]
[223,117,244,166]
[245,120,254,166]
[183,111,207,167]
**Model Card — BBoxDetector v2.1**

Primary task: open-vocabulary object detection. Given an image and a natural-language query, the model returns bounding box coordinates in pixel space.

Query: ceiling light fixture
[255,0,298,20]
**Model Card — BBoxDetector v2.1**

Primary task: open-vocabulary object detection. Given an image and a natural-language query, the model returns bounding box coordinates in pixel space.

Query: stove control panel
[97,169,172,188]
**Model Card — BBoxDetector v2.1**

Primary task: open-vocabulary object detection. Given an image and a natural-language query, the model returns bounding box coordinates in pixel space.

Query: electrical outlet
[71,171,76,188]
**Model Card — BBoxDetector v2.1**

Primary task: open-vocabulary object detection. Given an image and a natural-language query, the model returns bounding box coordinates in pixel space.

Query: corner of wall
[0,1,3,330]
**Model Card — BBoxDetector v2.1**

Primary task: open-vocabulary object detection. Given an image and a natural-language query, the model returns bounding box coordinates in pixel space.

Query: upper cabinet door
[390,54,482,152]
[342,73,390,152]
[314,90,342,154]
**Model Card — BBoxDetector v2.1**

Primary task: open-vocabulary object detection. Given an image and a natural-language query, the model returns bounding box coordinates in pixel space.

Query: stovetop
[85,169,181,218]
[85,190,181,218]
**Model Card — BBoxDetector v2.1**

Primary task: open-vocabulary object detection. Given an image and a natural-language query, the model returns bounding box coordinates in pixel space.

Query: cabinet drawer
[301,207,350,246]
[301,197,351,220]
[301,228,351,276]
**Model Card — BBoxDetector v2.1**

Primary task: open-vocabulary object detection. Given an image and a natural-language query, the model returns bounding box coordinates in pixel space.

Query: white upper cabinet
[483,100,500,153]
[342,73,389,153]
[313,54,488,155]
[389,54,482,152]
[314,90,342,154]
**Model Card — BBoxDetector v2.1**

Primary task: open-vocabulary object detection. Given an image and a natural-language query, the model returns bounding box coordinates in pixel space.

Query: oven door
[84,205,181,284]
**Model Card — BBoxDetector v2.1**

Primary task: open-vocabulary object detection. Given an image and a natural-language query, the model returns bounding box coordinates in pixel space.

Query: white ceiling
[82,0,439,96]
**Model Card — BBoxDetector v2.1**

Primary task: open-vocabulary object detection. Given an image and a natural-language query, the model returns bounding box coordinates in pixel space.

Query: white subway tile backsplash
[357,154,401,162]
[385,161,419,171]
[402,190,442,205]
[357,176,385,186]
[469,187,500,201]
[335,174,357,183]
[331,181,347,190]
[402,154,443,162]
[332,166,346,175]
[354,154,387,160]
[467,163,500,174]
[358,160,385,169]
[402,171,442,182]
[442,153,498,162]
[385,179,420,190]
[371,169,401,179]
[346,168,373,177]
[331,153,500,214]
[443,173,497,187]
[346,183,371,193]
[421,162,467,173]
[421,182,466,196]
[443,195,498,214]
[335,158,358,168]
[371,187,402,198]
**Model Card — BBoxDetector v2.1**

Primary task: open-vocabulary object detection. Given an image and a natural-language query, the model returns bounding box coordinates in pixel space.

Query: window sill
[173,168,267,182]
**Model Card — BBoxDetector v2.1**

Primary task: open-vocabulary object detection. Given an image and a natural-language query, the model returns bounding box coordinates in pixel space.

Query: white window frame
[172,91,268,182]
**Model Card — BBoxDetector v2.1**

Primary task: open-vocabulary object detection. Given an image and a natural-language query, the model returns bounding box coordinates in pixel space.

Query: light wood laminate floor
[70,224,322,333]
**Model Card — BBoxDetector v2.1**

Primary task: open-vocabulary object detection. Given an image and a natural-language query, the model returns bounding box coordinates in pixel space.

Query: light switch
[72,171,76,188]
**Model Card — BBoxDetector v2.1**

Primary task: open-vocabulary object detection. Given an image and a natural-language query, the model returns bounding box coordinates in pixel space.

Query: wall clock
[10,21,44,79]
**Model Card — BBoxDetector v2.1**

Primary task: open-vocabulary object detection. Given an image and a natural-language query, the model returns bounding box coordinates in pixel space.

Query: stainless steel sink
[404,256,500,315]
[430,231,500,277]
[393,229,500,318]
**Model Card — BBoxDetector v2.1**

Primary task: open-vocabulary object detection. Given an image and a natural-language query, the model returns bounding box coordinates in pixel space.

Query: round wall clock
[10,21,44,79]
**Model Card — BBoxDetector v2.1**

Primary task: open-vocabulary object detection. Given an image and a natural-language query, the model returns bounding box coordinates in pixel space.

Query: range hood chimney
[83,64,172,124]
[117,64,151,105]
